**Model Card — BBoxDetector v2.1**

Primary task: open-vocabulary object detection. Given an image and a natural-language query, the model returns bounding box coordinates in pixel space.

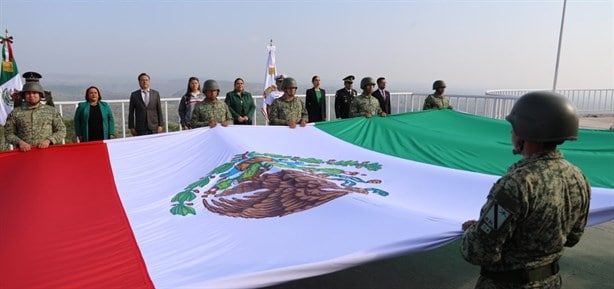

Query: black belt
[480,261,559,284]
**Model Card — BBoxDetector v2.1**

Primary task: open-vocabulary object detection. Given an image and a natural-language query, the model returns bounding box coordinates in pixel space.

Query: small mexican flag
[0,33,24,126]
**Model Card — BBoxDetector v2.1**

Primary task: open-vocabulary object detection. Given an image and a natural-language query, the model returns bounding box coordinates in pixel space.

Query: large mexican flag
[1,110,613,289]
[0,35,23,125]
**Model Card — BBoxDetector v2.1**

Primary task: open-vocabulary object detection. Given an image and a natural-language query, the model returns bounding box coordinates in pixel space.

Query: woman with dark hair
[305,75,326,122]
[225,77,255,125]
[178,76,205,129]
[74,86,115,142]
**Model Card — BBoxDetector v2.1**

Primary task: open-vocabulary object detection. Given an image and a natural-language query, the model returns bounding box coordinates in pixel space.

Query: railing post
[164,100,169,132]
[122,102,126,138]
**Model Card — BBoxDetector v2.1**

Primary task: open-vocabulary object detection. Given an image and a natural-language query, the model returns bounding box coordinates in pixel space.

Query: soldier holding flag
[4,72,66,151]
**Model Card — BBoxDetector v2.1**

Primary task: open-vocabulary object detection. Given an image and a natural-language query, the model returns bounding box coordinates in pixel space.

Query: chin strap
[512,140,524,155]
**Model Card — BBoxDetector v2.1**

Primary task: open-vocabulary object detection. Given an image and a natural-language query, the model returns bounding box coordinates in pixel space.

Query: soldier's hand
[208,121,217,128]
[299,120,307,127]
[365,112,372,118]
[221,121,229,127]
[157,126,163,133]
[380,112,387,117]
[18,140,31,152]
[38,139,51,149]
[287,120,296,128]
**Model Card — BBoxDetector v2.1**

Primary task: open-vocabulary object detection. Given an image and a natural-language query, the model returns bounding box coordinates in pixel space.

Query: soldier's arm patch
[479,203,512,235]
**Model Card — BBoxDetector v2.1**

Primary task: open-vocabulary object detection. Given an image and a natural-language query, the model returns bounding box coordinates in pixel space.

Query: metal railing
[486,89,614,115]
[53,89,613,138]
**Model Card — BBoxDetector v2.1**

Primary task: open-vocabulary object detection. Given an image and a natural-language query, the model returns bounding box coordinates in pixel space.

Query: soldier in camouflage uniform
[191,79,232,128]
[269,77,308,128]
[461,91,591,289]
[349,77,387,118]
[423,80,453,110]
[4,79,66,152]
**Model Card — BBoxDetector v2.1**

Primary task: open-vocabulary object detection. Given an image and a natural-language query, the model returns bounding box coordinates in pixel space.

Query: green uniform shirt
[191,99,233,128]
[349,94,382,117]
[423,94,450,110]
[269,96,308,125]
[4,103,66,146]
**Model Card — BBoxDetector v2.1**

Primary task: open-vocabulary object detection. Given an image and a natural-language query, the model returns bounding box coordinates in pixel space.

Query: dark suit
[372,89,391,114]
[305,88,326,122]
[128,89,163,135]
[334,88,357,119]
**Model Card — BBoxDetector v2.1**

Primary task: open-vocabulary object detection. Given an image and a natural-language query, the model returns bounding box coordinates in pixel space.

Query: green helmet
[360,77,376,89]
[505,91,579,143]
[21,82,45,96]
[203,79,220,92]
[432,80,446,90]
[281,77,297,89]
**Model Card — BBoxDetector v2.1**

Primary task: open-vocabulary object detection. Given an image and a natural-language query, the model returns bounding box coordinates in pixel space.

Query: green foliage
[171,190,197,203]
[170,204,196,216]
[239,163,260,180]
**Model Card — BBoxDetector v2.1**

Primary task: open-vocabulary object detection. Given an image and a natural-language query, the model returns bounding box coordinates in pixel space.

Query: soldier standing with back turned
[460,91,591,289]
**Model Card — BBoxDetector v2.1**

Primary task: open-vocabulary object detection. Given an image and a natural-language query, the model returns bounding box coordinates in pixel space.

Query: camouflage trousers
[475,274,561,289]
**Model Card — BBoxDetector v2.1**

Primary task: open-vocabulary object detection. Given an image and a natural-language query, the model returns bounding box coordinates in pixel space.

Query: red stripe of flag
[0,142,153,288]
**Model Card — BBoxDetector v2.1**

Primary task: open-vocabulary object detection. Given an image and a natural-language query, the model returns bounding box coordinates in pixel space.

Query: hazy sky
[1,0,612,94]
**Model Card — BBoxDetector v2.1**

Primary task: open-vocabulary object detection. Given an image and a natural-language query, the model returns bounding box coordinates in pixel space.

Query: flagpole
[552,0,567,92]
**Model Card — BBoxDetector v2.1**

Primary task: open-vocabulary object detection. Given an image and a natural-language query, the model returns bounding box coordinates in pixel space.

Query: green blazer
[74,101,115,141]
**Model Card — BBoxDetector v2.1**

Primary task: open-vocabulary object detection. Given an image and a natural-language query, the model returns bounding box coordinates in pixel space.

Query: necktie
[143,90,149,105]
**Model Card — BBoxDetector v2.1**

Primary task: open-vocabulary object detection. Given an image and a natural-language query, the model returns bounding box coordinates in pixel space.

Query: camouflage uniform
[423,94,450,110]
[190,99,233,128]
[4,104,66,146]
[349,94,382,118]
[461,150,591,289]
[268,96,308,126]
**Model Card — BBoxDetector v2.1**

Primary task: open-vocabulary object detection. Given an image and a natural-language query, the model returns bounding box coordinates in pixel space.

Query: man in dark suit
[128,73,163,136]
[334,75,357,119]
[372,77,391,115]
[305,75,326,122]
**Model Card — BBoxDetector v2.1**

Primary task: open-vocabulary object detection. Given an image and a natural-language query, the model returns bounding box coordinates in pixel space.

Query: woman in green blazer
[74,86,115,142]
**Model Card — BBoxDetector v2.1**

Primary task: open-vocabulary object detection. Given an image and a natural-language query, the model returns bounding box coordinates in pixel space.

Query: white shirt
[265,90,284,106]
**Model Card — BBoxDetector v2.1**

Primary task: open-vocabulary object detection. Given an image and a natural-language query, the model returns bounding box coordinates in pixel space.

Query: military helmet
[203,79,220,92]
[281,77,297,90]
[505,91,579,143]
[432,80,446,90]
[360,77,376,90]
[21,82,45,96]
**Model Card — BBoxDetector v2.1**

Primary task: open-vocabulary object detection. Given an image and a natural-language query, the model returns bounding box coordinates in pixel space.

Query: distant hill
[36,73,395,101]
[36,73,496,102]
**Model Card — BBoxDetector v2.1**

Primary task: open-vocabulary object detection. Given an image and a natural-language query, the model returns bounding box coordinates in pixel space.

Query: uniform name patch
[480,204,511,234]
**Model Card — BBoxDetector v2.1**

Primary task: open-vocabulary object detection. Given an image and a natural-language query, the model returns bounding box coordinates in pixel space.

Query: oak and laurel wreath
[170,152,383,216]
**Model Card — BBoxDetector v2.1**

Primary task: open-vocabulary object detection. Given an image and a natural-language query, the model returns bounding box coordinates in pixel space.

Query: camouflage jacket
[269,96,308,125]
[461,150,590,273]
[349,94,382,117]
[422,94,450,110]
[191,99,233,128]
[4,103,66,146]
